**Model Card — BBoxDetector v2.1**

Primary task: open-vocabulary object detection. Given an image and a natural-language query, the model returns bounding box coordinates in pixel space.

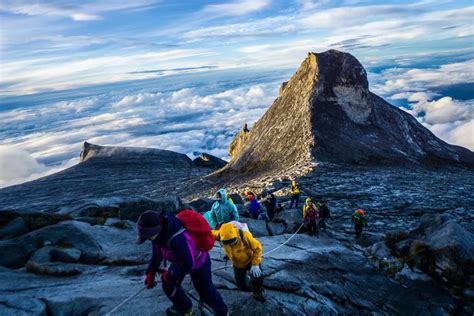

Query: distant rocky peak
[221,49,474,177]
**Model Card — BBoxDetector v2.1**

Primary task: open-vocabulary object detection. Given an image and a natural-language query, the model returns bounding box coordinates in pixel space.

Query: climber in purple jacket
[136,210,228,316]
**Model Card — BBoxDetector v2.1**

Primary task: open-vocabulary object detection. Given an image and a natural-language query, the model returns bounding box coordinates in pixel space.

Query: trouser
[162,254,228,315]
[306,219,318,235]
[289,194,300,208]
[267,207,275,221]
[319,217,327,231]
[354,223,363,238]
[233,265,264,294]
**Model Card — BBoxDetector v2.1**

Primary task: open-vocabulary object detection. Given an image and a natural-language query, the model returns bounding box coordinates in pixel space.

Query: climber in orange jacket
[212,223,266,302]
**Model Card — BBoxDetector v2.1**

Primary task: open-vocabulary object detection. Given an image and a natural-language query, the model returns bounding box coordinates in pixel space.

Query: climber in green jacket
[205,188,239,230]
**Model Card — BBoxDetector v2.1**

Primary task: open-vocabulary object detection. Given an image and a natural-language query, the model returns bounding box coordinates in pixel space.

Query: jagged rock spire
[222,50,473,175]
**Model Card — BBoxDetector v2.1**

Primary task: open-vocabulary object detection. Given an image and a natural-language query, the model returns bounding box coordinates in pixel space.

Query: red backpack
[176,210,214,252]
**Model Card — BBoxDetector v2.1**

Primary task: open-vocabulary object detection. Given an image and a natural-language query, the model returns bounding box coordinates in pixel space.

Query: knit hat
[136,210,164,244]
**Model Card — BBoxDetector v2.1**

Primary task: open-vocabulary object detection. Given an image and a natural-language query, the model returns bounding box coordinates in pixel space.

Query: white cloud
[239,44,273,53]
[372,59,474,96]
[202,0,271,17]
[0,0,159,21]
[1,49,215,95]
[0,78,282,187]
[385,85,474,150]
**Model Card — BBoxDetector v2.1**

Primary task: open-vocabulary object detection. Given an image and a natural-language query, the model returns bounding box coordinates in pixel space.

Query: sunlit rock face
[223,50,474,177]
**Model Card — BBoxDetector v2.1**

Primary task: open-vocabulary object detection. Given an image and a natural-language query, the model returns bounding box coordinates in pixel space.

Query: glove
[145,271,155,289]
[250,265,262,278]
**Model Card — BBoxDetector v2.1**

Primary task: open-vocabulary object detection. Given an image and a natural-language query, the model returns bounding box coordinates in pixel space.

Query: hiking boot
[166,306,192,316]
[252,291,266,303]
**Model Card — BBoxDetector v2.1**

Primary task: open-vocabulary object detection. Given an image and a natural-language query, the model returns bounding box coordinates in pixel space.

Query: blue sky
[0,0,473,187]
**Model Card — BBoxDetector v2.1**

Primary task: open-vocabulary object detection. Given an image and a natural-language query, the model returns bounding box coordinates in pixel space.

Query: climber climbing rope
[107,216,305,315]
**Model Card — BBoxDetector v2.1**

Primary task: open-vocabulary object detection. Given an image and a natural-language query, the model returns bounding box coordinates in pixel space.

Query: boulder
[29,246,55,264]
[274,209,302,233]
[75,217,99,225]
[188,198,215,213]
[365,241,403,276]
[0,221,103,268]
[386,214,474,288]
[50,248,82,263]
[267,222,286,236]
[0,296,47,316]
[239,218,269,237]
[118,195,186,221]
[228,193,244,205]
[0,217,28,239]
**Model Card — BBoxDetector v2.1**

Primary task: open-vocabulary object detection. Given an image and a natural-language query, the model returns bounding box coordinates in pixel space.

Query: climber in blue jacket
[207,188,239,229]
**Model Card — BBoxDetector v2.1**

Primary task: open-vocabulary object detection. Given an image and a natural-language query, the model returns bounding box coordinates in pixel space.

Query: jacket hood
[305,197,312,204]
[216,188,228,204]
[219,222,238,242]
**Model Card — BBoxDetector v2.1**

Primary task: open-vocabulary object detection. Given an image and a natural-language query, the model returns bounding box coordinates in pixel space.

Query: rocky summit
[222,50,474,177]
[0,50,473,316]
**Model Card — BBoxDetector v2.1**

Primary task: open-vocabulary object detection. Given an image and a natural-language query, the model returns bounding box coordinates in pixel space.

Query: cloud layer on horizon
[0,56,473,188]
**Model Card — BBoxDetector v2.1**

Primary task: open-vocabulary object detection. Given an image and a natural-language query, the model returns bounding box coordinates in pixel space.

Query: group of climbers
[135,184,368,315]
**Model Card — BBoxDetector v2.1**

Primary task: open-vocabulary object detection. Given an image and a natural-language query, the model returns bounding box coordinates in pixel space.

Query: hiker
[303,198,318,236]
[136,210,228,316]
[263,194,277,221]
[352,209,368,239]
[212,222,266,302]
[318,200,331,231]
[226,193,234,205]
[207,188,239,230]
[248,194,262,220]
[288,180,300,208]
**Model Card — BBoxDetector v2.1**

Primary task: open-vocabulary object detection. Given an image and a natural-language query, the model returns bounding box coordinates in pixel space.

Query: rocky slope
[222,50,474,177]
[1,50,473,315]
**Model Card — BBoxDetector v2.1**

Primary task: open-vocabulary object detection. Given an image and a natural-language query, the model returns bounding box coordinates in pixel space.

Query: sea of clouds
[0,61,473,188]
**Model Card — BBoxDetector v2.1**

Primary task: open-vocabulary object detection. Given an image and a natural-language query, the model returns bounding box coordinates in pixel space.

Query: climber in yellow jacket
[212,223,266,302]
[289,180,300,208]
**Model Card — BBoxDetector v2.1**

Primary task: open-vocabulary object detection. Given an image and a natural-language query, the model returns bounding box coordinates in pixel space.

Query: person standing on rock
[303,198,319,236]
[352,209,368,239]
[208,188,239,229]
[212,222,266,302]
[289,180,300,208]
[263,194,277,221]
[136,210,228,316]
[318,200,331,231]
[248,194,262,220]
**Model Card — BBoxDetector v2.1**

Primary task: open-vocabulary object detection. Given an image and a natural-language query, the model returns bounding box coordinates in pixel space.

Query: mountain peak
[222,50,474,176]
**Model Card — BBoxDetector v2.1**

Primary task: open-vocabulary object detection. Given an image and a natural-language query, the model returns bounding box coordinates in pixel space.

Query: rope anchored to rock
[104,285,147,316]
[262,222,304,257]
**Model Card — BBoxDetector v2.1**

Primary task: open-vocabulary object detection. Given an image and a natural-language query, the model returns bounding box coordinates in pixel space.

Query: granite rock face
[223,50,474,177]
